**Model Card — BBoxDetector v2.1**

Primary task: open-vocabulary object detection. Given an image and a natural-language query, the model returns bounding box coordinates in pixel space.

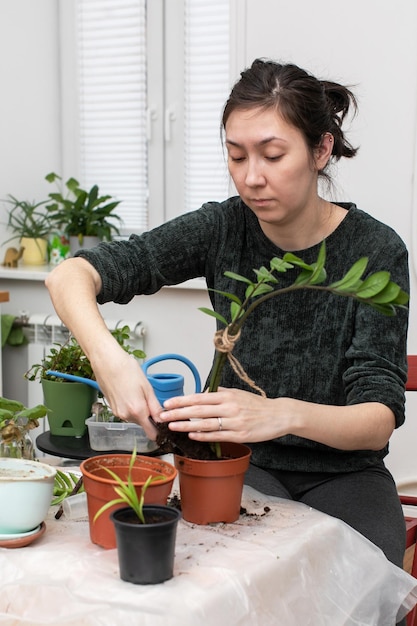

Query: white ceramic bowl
[0,458,56,534]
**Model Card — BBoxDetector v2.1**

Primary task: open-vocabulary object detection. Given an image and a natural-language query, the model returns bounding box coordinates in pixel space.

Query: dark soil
[152,419,219,460]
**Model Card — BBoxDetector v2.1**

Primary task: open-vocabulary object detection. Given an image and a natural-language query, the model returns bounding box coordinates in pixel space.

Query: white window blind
[75,0,230,232]
[76,0,148,231]
[184,0,230,212]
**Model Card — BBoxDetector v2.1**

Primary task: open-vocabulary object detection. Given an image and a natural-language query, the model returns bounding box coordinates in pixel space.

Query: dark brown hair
[222,59,358,174]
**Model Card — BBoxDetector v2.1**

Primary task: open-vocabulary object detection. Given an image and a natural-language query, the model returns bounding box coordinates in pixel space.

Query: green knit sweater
[77,199,409,472]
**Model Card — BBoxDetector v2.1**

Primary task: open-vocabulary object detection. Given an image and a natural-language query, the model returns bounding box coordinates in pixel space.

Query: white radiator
[10,313,146,458]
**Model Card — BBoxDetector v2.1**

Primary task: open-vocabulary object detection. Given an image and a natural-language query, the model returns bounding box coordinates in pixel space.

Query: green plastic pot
[42,378,97,437]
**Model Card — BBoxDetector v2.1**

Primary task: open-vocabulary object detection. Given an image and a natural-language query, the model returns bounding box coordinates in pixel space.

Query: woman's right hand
[46,258,162,438]
[91,343,163,439]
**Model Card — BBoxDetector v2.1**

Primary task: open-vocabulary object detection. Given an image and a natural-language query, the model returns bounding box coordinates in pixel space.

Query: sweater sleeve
[74,202,227,304]
[343,232,409,428]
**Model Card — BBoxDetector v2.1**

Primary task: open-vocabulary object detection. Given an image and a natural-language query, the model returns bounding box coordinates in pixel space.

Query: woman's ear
[314,132,333,170]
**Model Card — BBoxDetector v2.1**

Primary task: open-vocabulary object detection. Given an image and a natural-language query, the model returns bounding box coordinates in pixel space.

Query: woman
[46,59,409,581]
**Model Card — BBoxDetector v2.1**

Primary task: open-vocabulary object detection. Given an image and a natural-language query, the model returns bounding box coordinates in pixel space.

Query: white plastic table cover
[0,482,416,626]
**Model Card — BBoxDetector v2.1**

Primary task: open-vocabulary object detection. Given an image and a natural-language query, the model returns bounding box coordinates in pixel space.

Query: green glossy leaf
[293,269,314,285]
[356,271,391,298]
[0,397,24,412]
[224,271,253,285]
[230,301,244,322]
[309,242,327,285]
[0,409,14,420]
[19,405,48,420]
[391,289,409,305]
[248,283,275,298]
[198,307,228,326]
[269,257,293,272]
[369,281,401,304]
[253,266,278,283]
[309,266,327,285]
[282,252,313,271]
[208,288,242,305]
[329,257,368,291]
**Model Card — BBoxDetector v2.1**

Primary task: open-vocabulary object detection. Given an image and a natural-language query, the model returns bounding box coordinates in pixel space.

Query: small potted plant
[93,447,181,583]
[0,396,48,459]
[156,242,409,524]
[25,325,145,437]
[80,448,178,549]
[45,172,122,254]
[2,196,52,265]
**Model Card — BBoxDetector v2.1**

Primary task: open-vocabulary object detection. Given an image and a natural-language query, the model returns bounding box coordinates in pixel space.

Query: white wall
[1,0,416,482]
[237,0,417,485]
[0,0,214,392]
[0,0,61,230]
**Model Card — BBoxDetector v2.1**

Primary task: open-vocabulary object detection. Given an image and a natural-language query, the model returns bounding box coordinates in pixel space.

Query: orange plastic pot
[174,442,251,525]
[80,454,177,549]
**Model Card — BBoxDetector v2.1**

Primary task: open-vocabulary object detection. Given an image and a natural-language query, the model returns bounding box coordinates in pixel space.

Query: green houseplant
[25,325,145,437]
[0,396,47,459]
[45,172,122,253]
[156,242,409,524]
[2,196,52,265]
[93,447,180,584]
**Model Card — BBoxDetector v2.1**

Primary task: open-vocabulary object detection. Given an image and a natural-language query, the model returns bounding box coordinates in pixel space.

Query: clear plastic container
[62,492,88,520]
[86,416,158,453]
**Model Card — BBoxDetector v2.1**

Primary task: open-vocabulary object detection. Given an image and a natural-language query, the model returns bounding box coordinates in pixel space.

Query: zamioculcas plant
[203,241,408,393]
[156,241,409,458]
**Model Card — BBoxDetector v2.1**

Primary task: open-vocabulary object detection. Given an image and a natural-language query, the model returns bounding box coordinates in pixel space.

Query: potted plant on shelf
[0,396,47,459]
[155,241,409,525]
[93,447,181,582]
[2,196,52,265]
[45,172,123,255]
[25,325,145,438]
[80,448,178,550]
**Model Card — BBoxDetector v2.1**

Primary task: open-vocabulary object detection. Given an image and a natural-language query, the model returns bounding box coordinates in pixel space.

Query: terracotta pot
[174,442,251,525]
[111,505,181,584]
[80,454,177,549]
[42,379,97,437]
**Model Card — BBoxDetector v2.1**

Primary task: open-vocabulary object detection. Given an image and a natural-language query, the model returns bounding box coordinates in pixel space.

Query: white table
[0,483,416,626]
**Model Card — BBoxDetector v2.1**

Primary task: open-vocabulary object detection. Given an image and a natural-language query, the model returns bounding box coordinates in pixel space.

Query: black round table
[36,431,160,461]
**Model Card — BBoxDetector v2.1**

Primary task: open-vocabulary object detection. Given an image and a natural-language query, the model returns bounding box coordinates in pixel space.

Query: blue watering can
[47,352,201,406]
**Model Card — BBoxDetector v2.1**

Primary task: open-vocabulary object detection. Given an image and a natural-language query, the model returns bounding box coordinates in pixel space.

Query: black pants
[245,461,407,625]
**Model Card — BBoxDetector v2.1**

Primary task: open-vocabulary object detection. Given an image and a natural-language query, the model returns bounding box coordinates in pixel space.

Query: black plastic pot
[110,505,181,584]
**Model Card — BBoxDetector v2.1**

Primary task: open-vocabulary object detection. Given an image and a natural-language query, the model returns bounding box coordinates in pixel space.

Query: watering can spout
[47,352,201,407]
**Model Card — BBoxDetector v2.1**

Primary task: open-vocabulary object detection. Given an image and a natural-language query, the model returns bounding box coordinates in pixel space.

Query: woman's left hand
[158,387,282,443]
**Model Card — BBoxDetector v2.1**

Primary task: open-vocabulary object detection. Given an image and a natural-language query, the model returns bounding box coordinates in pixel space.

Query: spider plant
[93,447,163,524]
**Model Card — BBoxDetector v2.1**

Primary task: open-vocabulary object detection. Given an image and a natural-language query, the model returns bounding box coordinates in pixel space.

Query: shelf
[0,265,207,290]
[0,265,51,281]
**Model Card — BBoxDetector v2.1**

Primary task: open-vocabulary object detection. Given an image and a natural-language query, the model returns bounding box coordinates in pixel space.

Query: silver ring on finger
[217,416,223,431]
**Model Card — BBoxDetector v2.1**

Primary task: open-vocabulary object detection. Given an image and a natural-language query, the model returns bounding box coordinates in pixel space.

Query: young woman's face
[225,107,325,230]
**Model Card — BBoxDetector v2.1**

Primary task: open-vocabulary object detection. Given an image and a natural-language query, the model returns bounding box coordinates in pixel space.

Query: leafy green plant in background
[25,325,145,383]
[0,397,47,458]
[93,447,163,524]
[2,196,52,243]
[45,172,122,245]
